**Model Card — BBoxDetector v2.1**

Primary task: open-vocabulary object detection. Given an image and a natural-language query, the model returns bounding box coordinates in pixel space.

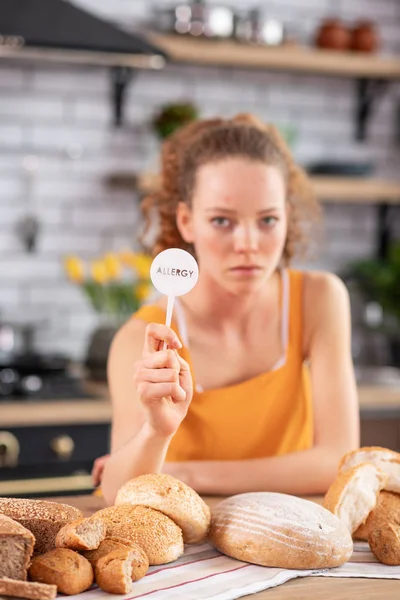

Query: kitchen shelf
[147,33,400,79]
[131,172,400,204]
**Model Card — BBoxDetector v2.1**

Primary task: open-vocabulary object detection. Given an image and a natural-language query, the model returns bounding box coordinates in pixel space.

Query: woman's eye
[261,216,278,227]
[211,217,231,228]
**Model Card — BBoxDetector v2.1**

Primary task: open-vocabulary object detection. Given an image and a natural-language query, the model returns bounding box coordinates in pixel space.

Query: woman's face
[177,158,288,293]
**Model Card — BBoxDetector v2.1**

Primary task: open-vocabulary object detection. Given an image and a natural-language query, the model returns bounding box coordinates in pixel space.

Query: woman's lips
[228,266,262,276]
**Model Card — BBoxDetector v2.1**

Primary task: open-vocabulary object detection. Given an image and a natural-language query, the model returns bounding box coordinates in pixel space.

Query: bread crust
[115,473,211,544]
[0,577,57,600]
[91,504,183,565]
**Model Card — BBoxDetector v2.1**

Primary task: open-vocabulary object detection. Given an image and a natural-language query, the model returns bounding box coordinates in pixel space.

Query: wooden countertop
[44,494,399,599]
[1,383,400,427]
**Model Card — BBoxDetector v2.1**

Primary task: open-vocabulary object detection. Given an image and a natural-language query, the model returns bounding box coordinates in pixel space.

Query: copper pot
[351,21,379,53]
[315,18,351,51]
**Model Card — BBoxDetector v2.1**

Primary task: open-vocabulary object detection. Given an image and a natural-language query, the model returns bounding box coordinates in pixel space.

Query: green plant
[345,242,400,333]
[152,102,199,139]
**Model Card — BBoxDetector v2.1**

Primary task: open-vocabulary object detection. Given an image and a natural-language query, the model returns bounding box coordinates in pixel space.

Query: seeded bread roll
[0,498,83,555]
[209,492,353,569]
[115,473,211,543]
[91,504,183,565]
[95,548,138,594]
[354,491,400,541]
[0,514,35,581]
[323,463,387,533]
[339,446,400,493]
[0,577,57,600]
[83,536,149,579]
[55,518,106,551]
[368,522,400,565]
[29,548,94,595]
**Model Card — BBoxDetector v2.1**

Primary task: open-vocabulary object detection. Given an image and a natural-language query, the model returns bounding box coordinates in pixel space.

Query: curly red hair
[141,113,320,265]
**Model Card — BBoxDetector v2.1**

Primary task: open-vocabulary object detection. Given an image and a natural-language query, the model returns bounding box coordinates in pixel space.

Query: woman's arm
[164,272,360,495]
[101,320,192,505]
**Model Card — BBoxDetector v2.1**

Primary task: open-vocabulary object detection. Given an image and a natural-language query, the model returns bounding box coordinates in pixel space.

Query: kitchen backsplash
[0,0,399,360]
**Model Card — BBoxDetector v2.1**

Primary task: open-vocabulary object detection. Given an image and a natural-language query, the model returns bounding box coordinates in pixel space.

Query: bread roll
[115,473,211,544]
[91,504,183,565]
[209,492,353,569]
[323,463,387,533]
[55,517,106,551]
[29,548,94,595]
[83,536,149,579]
[0,577,57,600]
[0,514,35,581]
[0,498,83,554]
[95,548,137,594]
[368,522,400,565]
[354,491,400,541]
[339,446,400,493]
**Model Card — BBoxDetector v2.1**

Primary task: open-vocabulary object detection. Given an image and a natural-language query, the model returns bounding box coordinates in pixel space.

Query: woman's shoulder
[300,269,349,306]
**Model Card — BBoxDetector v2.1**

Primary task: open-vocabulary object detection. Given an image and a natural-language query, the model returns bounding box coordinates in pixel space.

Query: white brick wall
[0,0,399,360]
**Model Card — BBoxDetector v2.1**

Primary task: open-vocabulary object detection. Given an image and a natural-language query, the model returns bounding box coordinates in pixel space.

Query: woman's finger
[143,323,182,356]
[135,367,179,385]
[138,381,187,404]
[135,349,180,373]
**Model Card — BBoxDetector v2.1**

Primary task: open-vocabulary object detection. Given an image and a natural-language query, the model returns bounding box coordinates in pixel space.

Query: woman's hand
[133,323,193,439]
[91,454,110,487]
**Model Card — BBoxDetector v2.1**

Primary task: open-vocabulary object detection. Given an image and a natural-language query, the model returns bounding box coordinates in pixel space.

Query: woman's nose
[233,224,259,253]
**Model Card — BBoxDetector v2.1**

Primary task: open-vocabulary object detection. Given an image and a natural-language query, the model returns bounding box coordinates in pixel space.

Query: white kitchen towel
[65,542,400,600]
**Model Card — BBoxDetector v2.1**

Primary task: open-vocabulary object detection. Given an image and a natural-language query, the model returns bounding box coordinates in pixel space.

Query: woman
[98,113,360,505]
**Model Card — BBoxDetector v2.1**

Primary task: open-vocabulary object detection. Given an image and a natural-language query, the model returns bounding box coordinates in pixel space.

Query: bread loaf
[83,536,149,579]
[95,548,137,594]
[55,517,106,551]
[0,577,57,600]
[0,514,35,581]
[353,491,400,541]
[368,522,400,565]
[29,548,94,595]
[339,446,400,493]
[323,463,387,533]
[91,504,183,565]
[209,492,353,569]
[115,473,211,544]
[0,498,83,554]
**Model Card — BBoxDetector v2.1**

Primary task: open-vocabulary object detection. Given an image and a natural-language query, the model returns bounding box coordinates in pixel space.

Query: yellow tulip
[136,281,152,302]
[104,253,122,280]
[64,255,85,283]
[91,260,109,284]
[121,252,152,279]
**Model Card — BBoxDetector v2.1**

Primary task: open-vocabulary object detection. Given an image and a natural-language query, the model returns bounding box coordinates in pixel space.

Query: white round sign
[150,248,199,297]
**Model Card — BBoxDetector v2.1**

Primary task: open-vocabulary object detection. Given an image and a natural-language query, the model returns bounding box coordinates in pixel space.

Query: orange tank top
[133,269,313,461]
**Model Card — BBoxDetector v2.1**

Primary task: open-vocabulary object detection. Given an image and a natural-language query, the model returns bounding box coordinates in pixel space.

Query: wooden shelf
[134,172,400,204]
[148,33,400,79]
[312,177,400,203]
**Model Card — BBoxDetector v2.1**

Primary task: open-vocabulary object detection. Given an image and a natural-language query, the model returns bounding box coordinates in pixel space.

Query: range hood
[0,0,168,124]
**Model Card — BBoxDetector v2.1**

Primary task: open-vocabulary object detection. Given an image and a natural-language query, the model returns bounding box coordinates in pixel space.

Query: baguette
[353,491,400,541]
[339,446,400,493]
[323,463,387,533]
[368,523,400,565]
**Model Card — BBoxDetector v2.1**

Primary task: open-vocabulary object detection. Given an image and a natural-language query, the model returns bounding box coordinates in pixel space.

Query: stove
[0,352,95,401]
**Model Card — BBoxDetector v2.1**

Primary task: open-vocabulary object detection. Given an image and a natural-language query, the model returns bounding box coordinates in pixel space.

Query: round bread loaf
[339,446,400,493]
[29,548,94,595]
[91,504,183,565]
[115,473,211,544]
[323,463,387,533]
[95,548,137,594]
[83,536,149,580]
[0,498,83,555]
[55,518,106,551]
[209,492,353,569]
